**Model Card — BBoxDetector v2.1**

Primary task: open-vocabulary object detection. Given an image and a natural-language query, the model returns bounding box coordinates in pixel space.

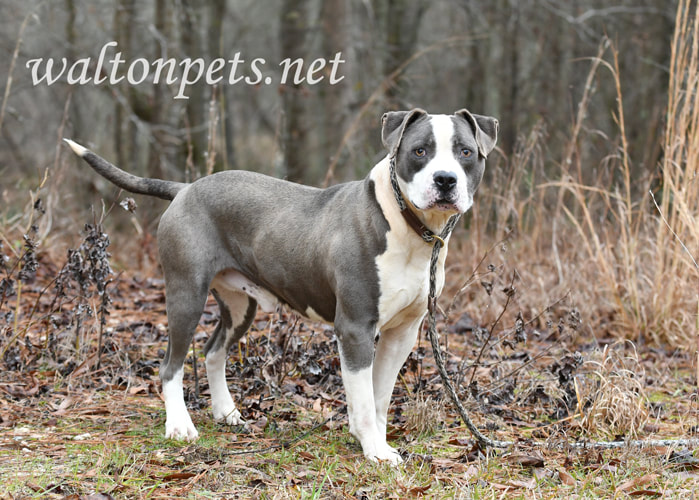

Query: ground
[1,228,698,499]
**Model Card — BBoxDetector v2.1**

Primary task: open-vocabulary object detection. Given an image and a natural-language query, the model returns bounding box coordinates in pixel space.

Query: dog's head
[381,109,498,215]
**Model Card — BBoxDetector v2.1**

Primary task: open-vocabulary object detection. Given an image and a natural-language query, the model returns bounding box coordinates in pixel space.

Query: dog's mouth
[430,198,459,211]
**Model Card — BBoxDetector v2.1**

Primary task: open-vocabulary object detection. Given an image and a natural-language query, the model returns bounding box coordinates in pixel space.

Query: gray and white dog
[64,108,497,464]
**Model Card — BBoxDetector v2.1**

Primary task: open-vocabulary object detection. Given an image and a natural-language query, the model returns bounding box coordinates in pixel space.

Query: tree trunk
[208,0,232,172]
[380,0,428,108]
[148,0,168,179]
[180,0,207,178]
[320,0,347,180]
[280,0,309,183]
[65,0,81,138]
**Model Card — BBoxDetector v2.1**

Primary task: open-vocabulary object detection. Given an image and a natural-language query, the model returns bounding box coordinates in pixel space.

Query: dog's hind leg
[160,279,209,441]
[204,288,257,425]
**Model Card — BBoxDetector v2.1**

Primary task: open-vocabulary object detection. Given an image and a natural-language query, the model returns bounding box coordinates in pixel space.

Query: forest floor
[1,232,698,499]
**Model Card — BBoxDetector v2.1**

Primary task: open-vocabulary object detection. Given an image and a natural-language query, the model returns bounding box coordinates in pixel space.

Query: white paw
[364,442,403,465]
[165,415,199,441]
[213,405,245,426]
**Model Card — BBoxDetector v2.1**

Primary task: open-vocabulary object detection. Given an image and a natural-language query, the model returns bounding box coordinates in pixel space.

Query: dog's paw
[213,406,245,426]
[165,415,199,441]
[365,443,403,465]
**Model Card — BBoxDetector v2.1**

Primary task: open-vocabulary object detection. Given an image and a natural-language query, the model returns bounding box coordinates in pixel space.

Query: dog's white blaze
[368,158,448,449]
[163,367,199,441]
[404,115,471,213]
[375,240,432,330]
[206,347,244,425]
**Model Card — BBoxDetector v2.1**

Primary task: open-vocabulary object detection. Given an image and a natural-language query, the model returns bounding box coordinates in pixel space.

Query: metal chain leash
[389,152,510,449]
[426,234,512,449]
[389,155,407,212]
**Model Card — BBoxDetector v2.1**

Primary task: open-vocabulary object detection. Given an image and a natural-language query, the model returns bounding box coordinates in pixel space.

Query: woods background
[0,0,696,345]
[1,1,673,187]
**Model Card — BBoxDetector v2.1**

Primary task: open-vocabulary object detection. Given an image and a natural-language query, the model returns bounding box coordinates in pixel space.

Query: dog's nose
[434,171,458,192]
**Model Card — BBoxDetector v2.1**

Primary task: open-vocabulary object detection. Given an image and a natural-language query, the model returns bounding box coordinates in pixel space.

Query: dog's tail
[63,139,185,201]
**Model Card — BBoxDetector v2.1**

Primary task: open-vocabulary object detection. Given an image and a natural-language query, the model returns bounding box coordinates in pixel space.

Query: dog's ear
[455,109,499,159]
[381,108,428,154]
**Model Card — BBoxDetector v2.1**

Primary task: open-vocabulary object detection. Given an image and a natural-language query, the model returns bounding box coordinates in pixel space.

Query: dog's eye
[414,148,426,157]
[461,148,472,159]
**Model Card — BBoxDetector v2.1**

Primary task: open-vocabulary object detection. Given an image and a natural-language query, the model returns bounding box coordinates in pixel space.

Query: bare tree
[180,0,208,177]
[378,0,429,108]
[320,0,348,178]
[280,0,310,183]
[148,0,170,180]
[208,0,234,171]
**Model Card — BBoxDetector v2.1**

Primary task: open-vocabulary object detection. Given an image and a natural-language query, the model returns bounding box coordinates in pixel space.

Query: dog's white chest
[375,234,446,331]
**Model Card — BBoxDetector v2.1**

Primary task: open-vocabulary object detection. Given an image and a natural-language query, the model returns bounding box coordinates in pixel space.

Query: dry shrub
[456,1,699,348]
[403,393,445,437]
[574,342,649,439]
[652,0,699,341]
[544,14,699,347]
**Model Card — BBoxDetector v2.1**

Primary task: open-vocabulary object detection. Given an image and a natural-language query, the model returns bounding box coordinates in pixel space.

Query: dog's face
[381,109,498,214]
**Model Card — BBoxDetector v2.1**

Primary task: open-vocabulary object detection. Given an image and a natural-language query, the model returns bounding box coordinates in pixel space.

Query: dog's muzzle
[431,171,460,209]
[433,170,458,195]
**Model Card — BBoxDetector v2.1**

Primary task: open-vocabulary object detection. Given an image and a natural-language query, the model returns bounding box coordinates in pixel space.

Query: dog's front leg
[336,319,403,464]
[372,315,423,438]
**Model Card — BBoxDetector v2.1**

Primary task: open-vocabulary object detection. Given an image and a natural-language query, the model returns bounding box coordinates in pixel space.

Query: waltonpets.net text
[26,41,346,99]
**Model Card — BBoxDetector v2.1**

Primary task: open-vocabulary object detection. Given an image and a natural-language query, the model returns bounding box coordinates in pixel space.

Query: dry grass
[403,393,445,437]
[654,0,699,342]
[462,1,699,349]
[575,342,650,439]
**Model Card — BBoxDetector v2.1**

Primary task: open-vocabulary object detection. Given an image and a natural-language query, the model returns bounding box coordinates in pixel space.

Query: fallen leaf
[464,464,479,480]
[52,396,73,415]
[162,471,197,481]
[448,436,471,446]
[509,478,536,489]
[489,482,513,491]
[506,453,545,468]
[628,490,662,497]
[534,467,552,480]
[558,468,576,486]
[409,484,431,495]
[617,474,658,493]
[128,384,148,395]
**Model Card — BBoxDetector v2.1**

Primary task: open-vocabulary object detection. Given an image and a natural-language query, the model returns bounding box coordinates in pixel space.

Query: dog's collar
[388,154,459,247]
